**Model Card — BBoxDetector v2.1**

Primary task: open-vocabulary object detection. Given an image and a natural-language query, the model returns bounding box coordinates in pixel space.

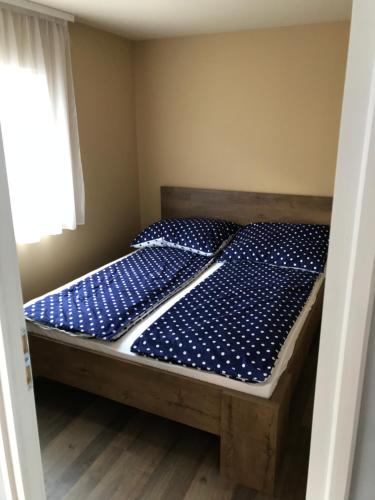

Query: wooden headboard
[161,186,332,225]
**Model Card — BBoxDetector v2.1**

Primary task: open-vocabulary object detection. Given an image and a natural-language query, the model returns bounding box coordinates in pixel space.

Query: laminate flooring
[35,341,318,500]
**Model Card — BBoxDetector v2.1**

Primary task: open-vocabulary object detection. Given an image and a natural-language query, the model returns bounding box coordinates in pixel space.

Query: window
[0,7,84,244]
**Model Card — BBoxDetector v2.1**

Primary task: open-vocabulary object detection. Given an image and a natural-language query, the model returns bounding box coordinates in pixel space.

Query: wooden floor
[35,342,318,500]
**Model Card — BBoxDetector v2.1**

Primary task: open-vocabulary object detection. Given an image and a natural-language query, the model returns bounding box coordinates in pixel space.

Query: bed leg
[220,377,292,495]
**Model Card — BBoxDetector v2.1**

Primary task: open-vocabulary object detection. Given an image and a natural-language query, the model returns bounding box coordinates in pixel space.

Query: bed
[27,186,332,494]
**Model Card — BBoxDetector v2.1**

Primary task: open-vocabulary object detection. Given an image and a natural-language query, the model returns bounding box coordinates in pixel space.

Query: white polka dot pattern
[131,261,319,383]
[132,217,240,256]
[24,247,210,341]
[218,223,330,273]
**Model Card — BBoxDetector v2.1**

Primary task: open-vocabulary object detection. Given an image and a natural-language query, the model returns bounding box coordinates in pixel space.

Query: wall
[135,22,349,225]
[18,23,140,302]
[18,21,349,300]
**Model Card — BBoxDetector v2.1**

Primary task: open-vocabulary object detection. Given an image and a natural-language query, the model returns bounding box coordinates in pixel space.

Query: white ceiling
[37,0,352,40]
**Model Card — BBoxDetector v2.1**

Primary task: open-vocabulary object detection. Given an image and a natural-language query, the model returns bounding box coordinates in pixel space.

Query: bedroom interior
[1,1,366,500]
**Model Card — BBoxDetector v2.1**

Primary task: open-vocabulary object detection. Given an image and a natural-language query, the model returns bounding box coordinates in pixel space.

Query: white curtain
[0,7,84,244]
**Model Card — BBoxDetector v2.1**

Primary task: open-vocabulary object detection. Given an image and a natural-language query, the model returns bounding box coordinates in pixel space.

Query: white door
[306,0,375,498]
[0,125,45,499]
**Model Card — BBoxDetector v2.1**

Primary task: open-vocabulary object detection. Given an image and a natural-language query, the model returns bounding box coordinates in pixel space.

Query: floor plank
[36,340,319,500]
[62,412,149,500]
[184,445,234,500]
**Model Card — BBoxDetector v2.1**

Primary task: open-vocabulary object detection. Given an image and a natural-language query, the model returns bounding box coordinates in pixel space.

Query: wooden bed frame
[28,186,332,494]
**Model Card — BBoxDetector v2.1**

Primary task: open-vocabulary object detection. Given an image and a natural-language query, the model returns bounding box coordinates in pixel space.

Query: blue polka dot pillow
[132,217,241,257]
[218,222,330,273]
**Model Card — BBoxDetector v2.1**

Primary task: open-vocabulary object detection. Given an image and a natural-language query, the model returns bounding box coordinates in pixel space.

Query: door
[306,0,375,498]
[0,125,45,499]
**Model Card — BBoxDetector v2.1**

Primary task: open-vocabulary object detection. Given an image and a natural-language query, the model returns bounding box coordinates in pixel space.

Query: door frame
[0,126,45,499]
[306,0,375,498]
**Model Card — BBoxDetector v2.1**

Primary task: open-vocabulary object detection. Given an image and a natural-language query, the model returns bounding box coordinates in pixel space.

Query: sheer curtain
[0,7,84,244]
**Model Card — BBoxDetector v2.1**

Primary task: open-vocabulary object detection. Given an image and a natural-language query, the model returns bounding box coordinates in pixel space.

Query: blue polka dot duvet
[24,247,211,341]
[131,260,320,383]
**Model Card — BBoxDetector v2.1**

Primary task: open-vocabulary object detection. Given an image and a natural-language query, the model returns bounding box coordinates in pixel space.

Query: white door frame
[0,126,45,499]
[306,0,375,498]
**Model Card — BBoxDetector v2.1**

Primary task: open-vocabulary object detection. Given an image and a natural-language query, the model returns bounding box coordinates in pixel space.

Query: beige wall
[18,23,140,302]
[18,21,349,300]
[135,22,349,225]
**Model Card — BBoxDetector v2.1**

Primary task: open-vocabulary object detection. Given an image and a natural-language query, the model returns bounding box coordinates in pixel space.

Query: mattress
[26,252,324,399]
